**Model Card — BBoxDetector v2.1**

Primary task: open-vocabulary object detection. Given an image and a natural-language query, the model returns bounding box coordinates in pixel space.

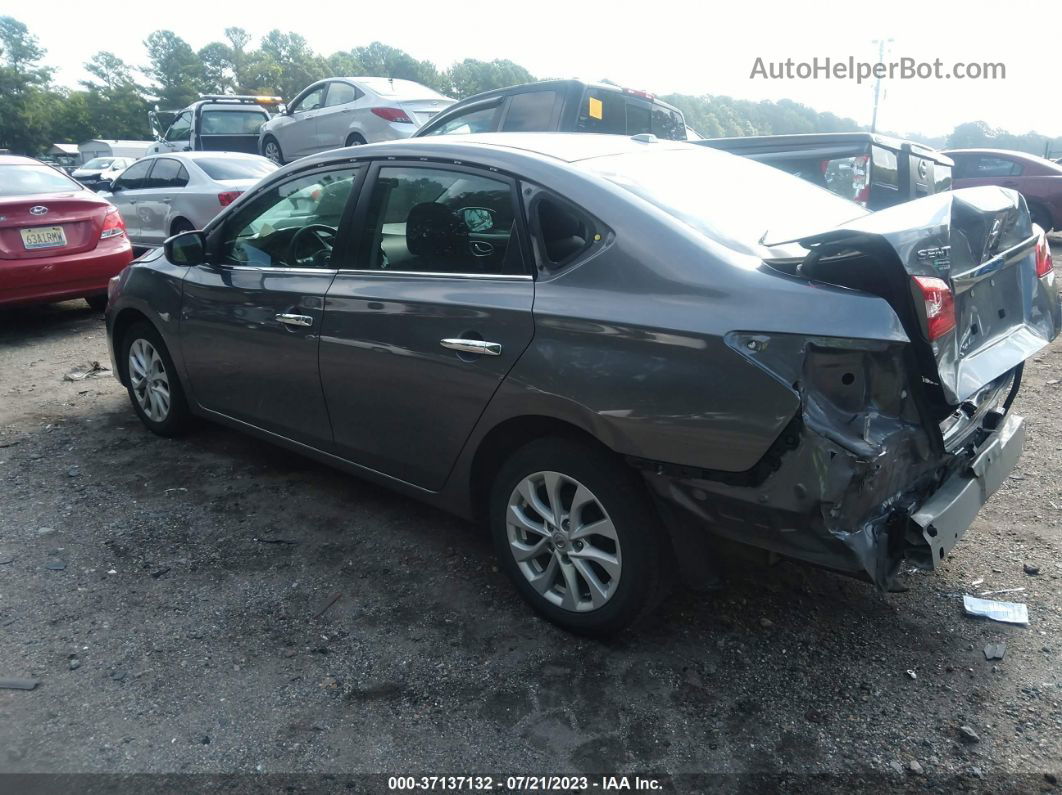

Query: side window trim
[205,164,366,270]
[340,159,533,279]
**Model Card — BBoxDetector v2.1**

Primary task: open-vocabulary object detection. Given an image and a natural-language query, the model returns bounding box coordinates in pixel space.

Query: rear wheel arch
[345,131,367,147]
[169,217,194,236]
[469,415,619,525]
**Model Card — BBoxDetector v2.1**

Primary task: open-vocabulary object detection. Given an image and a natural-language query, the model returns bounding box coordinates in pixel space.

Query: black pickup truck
[146,95,283,158]
[697,132,953,210]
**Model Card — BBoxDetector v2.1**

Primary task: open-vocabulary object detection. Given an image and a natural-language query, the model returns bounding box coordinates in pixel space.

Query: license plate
[20,226,67,250]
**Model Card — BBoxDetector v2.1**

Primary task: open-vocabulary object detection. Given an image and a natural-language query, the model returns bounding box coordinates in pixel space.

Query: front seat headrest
[407,202,467,258]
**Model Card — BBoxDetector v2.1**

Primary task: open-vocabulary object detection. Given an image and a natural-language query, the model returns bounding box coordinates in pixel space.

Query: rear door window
[325,82,361,106]
[145,158,188,189]
[970,156,1022,177]
[502,90,561,132]
[576,90,626,134]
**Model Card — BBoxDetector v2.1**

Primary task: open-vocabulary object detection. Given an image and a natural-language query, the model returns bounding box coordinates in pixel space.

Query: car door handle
[275,313,314,327]
[440,338,502,356]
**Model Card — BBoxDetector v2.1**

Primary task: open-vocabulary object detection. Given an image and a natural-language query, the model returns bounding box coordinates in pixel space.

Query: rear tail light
[1035,232,1053,278]
[100,206,125,239]
[370,107,413,124]
[218,191,241,207]
[914,276,957,341]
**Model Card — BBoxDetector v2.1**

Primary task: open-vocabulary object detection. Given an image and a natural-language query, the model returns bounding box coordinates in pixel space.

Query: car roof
[439,79,682,112]
[286,133,696,179]
[943,148,1035,158]
[145,151,269,162]
[0,154,44,166]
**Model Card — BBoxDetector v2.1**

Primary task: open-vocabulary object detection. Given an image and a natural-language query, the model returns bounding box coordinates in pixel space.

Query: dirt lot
[1,258,1060,792]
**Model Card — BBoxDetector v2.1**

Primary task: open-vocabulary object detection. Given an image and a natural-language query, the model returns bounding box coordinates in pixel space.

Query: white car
[71,157,136,191]
[259,77,454,164]
[101,152,277,249]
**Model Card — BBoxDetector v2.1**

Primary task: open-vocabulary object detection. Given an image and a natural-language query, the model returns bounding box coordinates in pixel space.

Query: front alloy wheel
[129,338,170,422]
[121,321,191,437]
[507,471,621,611]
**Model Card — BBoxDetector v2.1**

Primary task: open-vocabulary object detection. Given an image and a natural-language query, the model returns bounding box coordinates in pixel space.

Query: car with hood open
[103,133,1059,635]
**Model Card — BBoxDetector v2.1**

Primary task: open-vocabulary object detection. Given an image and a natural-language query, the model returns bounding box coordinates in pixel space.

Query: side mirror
[460,207,495,232]
[97,180,114,193]
[165,230,206,266]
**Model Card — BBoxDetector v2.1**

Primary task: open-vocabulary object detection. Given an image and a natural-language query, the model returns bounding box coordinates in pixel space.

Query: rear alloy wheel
[262,136,284,165]
[490,438,666,636]
[121,321,191,437]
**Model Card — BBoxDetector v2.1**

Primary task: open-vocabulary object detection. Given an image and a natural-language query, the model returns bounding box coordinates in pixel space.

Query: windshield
[581,147,867,254]
[0,164,82,196]
[358,77,447,98]
[196,158,277,181]
[82,158,114,170]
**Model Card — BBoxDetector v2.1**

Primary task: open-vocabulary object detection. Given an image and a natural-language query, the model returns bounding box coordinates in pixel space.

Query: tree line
[1,15,1059,160]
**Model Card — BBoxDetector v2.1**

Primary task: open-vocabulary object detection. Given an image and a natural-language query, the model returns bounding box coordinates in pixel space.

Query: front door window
[218,169,360,269]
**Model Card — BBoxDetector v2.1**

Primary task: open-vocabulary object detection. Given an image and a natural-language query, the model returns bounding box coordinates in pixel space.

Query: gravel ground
[0,253,1060,793]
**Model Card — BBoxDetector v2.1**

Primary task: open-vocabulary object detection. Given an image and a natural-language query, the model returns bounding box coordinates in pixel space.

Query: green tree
[255,31,327,99]
[81,51,150,139]
[327,42,450,94]
[446,58,534,99]
[143,30,205,108]
[0,16,54,153]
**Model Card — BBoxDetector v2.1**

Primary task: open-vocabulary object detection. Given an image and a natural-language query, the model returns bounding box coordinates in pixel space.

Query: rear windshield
[357,77,447,99]
[0,164,82,196]
[200,110,267,135]
[582,148,865,254]
[195,158,277,181]
[82,158,114,169]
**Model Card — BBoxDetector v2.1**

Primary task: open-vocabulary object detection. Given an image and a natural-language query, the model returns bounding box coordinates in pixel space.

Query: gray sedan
[102,152,277,249]
[259,77,453,164]
[104,134,1060,635]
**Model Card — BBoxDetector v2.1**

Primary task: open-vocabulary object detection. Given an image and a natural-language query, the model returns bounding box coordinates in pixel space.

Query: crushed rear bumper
[906,413,1023,569]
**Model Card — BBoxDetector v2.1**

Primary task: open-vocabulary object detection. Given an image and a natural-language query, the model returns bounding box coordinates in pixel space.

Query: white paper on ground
[963,595,1029,625]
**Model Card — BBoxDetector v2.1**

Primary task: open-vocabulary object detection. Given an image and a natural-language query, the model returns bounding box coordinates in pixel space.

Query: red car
[945,148,1062,232]
[0,154,133,310]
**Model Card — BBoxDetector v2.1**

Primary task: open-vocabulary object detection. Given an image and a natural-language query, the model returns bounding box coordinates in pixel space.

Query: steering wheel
[288,224,337,267]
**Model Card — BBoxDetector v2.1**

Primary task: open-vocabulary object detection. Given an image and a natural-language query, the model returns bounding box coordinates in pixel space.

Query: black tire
[262,135,284,165]
[490,437,667,636]
[120,321,191,437]
[1030,204,1053,233]
[345,133,367,147]
[84,294,108,312]
[170,218,194,236]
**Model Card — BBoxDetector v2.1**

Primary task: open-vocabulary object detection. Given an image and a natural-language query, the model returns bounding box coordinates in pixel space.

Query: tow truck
[147,95,284,156]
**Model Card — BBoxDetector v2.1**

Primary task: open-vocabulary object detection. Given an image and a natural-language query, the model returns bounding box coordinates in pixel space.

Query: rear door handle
[276,313,314,327]
[441,338,502,356]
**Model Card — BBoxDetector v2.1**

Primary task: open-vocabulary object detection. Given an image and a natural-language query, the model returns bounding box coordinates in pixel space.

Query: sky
[11,0,1062,141]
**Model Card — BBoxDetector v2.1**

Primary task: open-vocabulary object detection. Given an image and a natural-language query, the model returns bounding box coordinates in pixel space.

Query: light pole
[870,38,893,133]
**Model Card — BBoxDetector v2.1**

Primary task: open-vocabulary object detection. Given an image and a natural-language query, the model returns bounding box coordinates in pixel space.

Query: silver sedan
[102,152,277,249]
[259,77,454,164]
